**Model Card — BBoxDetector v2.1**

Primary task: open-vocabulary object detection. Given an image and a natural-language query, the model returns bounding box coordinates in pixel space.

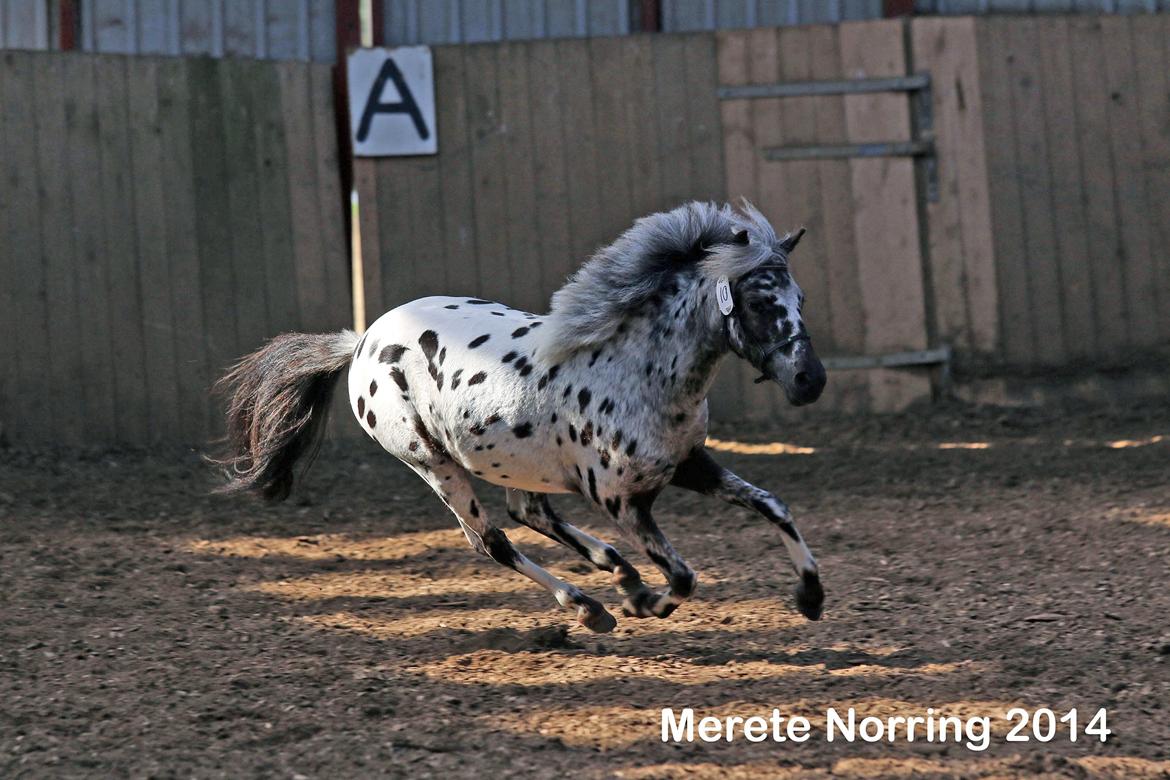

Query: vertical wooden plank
[219,59,271,358]
[1067,16,1127,357]
[31,53,84,445]
[682,33,726,202]
[910,17,1000,358]
[841,19,931,410]
[126,56,181,444]
[587,36,635,246]
[308,63,349,327]
[1100,15,1159,349]
[558,38,604,265]
[975,18,1034,366]
[433,45,480,301]
[152,56,208,444]
[156,56,210,445]
[622,35,662,219]
[526,38,574,302]
[498,41,543,312]
[1,51,50,442]
[774,25,839,417]
[776,26,832,353]
[808,23,870,413]
[250,59,300,335]
[712,30,753,421]
[95,54,150,444]
[1004,18,1066,365]
[280,61,330,329]
[1034,18,1097,359]
[187,57,238,434]
[652,34,693,208]
[739,27,786,420]
[464,42,512,302]
[65,53,118,442]
[354,159,384,321]
[373,155,416,308]
[0,54,9,433]
[1132,13,1170,341]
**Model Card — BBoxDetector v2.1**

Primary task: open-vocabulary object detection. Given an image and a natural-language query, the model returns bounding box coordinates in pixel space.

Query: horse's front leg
[610,492,697,619]
[671,447,823,620]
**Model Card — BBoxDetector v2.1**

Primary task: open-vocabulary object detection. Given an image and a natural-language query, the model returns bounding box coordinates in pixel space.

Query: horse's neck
[603,276,728,412]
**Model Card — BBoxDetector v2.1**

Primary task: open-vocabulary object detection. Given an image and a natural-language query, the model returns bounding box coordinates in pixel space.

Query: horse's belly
[451,435,575,494]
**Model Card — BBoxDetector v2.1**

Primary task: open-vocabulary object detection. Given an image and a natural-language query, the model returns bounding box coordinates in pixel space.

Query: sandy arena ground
[2,399,1169,779]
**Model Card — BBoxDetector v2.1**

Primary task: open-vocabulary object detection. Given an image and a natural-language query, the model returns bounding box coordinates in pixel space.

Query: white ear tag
[716,276,734,315]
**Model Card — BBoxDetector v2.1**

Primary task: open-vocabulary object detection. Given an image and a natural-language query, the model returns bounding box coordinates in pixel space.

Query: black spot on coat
[469,334,490,348]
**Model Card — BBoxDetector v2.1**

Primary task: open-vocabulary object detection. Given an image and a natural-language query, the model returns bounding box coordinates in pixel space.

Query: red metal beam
[638,0,661,32]
[882,0,916,16]
[333,0,363,251]
[59,0,79,50]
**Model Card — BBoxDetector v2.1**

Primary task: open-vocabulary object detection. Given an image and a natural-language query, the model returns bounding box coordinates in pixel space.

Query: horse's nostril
[794,371,810,389]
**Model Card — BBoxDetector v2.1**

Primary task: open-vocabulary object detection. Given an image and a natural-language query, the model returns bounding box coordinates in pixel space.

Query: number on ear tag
[716,276,734,315]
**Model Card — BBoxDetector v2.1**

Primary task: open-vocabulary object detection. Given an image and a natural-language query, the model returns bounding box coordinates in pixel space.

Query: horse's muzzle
[782,349,826,406]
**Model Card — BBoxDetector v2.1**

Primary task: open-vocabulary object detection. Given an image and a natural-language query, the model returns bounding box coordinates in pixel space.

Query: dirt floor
[2,398,1170,779]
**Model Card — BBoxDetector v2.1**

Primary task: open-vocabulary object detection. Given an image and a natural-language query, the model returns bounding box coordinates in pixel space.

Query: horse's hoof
[794,573,824,621]
[620,589,656,618]
[578,604,617,633]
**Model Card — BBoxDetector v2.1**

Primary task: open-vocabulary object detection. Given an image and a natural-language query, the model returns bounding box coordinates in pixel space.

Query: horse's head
[724,228,826,406]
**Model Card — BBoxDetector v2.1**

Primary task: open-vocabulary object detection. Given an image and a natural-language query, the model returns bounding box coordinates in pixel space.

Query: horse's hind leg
[611,495,697,620]
[412,462,617,633]
[505,489,653,603]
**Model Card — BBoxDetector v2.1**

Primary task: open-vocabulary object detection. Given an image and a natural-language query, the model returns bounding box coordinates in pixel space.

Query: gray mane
[539,200,788,362]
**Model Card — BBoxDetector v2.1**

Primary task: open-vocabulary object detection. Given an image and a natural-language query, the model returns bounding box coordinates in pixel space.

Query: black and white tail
[213,330,358,501]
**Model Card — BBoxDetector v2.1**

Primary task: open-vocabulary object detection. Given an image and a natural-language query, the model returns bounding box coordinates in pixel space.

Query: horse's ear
[731,229,749,246]
[779,227,806,253]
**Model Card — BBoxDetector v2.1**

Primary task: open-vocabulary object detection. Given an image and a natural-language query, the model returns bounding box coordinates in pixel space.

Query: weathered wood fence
[3,14,1168,447]
[358,15,1170,420]
[0,49,349,447]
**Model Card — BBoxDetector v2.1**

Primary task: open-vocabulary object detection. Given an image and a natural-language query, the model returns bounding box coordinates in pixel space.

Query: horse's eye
[748,299,769,314]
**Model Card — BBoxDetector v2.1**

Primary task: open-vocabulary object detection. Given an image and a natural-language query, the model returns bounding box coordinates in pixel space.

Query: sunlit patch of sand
[1104,507,1170,530]
[299,609,549,638]
[937,441,991,450]
[614,762,815,779]
[485,698,1021,750]
[413,649,985,687]
[1106,434,1165,449]
[1075,756,1170,778]
[185,528,470,561]
[706,437,816,455]
[246,568,538,600]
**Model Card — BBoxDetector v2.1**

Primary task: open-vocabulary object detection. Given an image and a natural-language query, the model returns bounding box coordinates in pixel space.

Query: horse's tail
[212,330,359,501]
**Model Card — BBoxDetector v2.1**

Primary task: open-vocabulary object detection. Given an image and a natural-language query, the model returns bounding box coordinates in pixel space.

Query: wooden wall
[354,32,731,407]
[970,14,1170,369]
[0,50,349,448]
[715,20,935,417]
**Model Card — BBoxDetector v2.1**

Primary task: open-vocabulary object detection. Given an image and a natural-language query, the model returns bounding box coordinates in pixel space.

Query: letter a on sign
[348,47,437,156]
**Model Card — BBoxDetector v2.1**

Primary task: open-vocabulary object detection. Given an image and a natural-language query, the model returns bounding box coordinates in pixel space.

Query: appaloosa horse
[216,201,827,633]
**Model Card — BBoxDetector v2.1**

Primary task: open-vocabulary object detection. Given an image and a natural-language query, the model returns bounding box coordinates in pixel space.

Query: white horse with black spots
[215,201,827,633]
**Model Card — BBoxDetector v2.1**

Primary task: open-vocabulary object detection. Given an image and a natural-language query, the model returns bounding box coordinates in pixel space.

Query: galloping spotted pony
[216,201,827,633]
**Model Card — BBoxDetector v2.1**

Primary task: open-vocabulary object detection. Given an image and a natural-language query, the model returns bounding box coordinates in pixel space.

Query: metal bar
[822,347,952,372]
[717,73,930,101]
[762,140,933,162]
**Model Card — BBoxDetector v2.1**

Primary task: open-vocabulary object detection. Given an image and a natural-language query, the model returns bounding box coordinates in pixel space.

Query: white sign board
[347,46,437,157]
